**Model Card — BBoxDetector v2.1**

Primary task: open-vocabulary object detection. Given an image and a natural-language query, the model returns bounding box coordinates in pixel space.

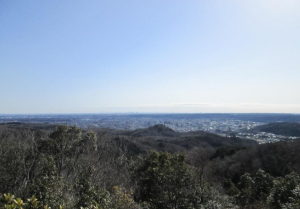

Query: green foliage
[135,151,197,209]
[29,156,63,208]
[224,170,300,209]
[76,185,140,209]
[237,173,255,206]
[2,124,300,209]
[253,169,274,202]
[75,166,139,209]
[223,179,239,197]
[267,172,300,209]
[0,144,26,195]
[75,168,98,208]
[46,125,83,175]
[110,186,139,209]
[81,131,98,152]
[0,193,53,209]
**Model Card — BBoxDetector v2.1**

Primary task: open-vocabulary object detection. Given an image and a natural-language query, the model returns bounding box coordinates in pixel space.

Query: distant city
[1,113,300,144]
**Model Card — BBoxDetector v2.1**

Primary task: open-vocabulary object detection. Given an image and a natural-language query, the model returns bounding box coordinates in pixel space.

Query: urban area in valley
[1,113,300,144]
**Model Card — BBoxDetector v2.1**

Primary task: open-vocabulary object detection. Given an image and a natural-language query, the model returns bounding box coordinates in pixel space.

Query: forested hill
[127,124,181,137]
[0,122,57,130]
[0,123,257,153]
[111,124,257,154]
[1,123,300,208]
[250,122,300,137]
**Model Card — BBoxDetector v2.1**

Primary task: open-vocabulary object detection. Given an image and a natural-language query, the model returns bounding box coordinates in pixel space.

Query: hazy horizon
[1,111,300,115]
[1,1,300,114]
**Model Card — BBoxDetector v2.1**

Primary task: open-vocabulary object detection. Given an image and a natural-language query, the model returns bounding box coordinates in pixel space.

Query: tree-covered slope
[250,122,300,137]
[1,123,300,208]
[112,124,257,154]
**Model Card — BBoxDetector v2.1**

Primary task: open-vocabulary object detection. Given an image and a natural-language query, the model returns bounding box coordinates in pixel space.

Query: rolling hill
[250,122,300,137]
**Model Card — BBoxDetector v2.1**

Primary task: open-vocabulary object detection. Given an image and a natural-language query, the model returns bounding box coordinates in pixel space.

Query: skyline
[1,0,300,114]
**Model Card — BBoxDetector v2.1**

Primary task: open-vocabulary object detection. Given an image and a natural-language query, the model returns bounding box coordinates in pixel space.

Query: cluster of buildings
[0,114,298,144]
[236,132,298,144]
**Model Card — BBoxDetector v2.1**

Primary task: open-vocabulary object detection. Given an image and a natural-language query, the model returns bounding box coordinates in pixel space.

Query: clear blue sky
[1,0,300,114]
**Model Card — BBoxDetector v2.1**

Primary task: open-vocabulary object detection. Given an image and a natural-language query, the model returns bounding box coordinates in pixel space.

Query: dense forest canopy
[1,123,300,209]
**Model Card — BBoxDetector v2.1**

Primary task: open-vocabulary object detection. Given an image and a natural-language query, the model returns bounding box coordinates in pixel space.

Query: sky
[1,0,300,114]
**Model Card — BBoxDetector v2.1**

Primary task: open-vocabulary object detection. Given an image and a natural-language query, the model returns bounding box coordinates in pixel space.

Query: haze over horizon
[1,0,300,114]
